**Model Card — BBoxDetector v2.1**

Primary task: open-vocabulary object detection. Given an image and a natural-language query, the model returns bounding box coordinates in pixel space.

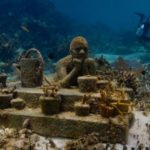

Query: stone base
[40,96,61,115]
[15,88,85,110]
[11,98,26,110]
[16,88,43,108]
[0,108,134,144]
[12,87,135,143]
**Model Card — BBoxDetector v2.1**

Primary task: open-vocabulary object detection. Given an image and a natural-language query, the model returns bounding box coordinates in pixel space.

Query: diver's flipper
[135,12,145,24]
[135,12,145,17]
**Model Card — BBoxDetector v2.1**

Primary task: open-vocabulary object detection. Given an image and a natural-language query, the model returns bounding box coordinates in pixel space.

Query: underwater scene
[1,0,150,149]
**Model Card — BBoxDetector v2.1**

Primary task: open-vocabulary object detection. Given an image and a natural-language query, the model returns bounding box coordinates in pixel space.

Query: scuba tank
[136,24,145,37]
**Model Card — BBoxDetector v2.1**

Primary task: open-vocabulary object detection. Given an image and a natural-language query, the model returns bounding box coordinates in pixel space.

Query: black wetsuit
[136,14,150,42]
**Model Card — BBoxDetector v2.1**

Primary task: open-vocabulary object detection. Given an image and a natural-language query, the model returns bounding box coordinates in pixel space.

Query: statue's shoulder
[57,55,72,66]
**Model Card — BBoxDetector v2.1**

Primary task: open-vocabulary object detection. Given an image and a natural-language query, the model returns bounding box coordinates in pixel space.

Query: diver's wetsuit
[136,13,150,42]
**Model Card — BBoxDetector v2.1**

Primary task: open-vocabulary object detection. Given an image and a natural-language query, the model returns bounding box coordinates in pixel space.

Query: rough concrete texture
[11,98,26,110]
[39,96,61,115]
[16,88,85,110]
[74,102,90,116]
[16,87,129,111]
[78,76,98,92]
[0,94,13,109]
[57,88,83,111]
[0,108,134,143]
[20,58,43,87]
[16,88,43,108]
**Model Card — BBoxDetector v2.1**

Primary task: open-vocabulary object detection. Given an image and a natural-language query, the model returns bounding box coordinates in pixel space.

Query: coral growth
[0,127,39,150]
[116,70,139,93]
[42,85,58,97]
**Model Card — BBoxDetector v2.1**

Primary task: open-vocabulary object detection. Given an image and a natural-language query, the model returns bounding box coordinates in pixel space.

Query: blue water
[53,0,150,30]
[0,0,150,73]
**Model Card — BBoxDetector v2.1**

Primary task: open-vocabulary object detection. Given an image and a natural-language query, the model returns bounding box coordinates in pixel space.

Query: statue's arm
[57,58,81,87]
[84,58,96,75]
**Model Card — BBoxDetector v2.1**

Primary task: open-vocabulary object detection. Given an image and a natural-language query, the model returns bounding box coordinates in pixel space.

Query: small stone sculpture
[15,48,44,87]
[40,85,61,115]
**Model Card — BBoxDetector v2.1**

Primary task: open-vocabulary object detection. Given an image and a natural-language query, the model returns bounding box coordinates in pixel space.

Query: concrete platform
[16,87,43,108]
[4,87,135,143]
[16,88,100,110]
[0,108,134,143]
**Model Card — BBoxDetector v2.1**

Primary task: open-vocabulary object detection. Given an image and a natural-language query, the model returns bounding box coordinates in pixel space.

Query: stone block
[74,102,90,116]
[57,89,83,111]
[16,88,43,108]
[11,98,26,110]
[78,76,98,92]
[39,96,61,115]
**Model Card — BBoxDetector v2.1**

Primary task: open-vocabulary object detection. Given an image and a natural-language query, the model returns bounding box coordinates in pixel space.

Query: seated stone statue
[55,36,96,88]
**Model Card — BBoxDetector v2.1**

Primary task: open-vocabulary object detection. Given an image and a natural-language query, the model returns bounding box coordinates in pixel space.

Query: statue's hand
[73,58,82,68]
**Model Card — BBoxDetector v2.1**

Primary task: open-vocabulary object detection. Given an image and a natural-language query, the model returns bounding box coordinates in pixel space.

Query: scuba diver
[135,12,150,42]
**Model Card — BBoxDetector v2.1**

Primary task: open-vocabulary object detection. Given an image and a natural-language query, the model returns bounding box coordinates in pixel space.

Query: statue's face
[70,44,88,60]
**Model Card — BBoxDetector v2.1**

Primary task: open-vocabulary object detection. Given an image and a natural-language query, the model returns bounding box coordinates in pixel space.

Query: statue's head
[70,36,88,60]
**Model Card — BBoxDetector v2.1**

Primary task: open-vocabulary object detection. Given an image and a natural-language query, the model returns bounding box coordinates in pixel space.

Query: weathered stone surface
[11,98,26,110]
[0,109,134,143]
[16,88,83,110]
[20,58,43,88]
[12,87,134,143]
[74,102,90,116]
[97,80,109,89]
[57,89,83,111]
[78,76,98,92]
[16,88,101,111]
[0,94,12,109]
[39,96,61,115]
[16,88,43,108]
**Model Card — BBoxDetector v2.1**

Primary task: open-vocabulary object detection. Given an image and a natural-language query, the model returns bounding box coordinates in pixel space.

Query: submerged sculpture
[15,48,44,87]
[55,36,96,87]
[0,36,138,147]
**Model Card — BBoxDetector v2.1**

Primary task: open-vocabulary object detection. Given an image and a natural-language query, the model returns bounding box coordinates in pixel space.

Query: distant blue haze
[52,0,150,30]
